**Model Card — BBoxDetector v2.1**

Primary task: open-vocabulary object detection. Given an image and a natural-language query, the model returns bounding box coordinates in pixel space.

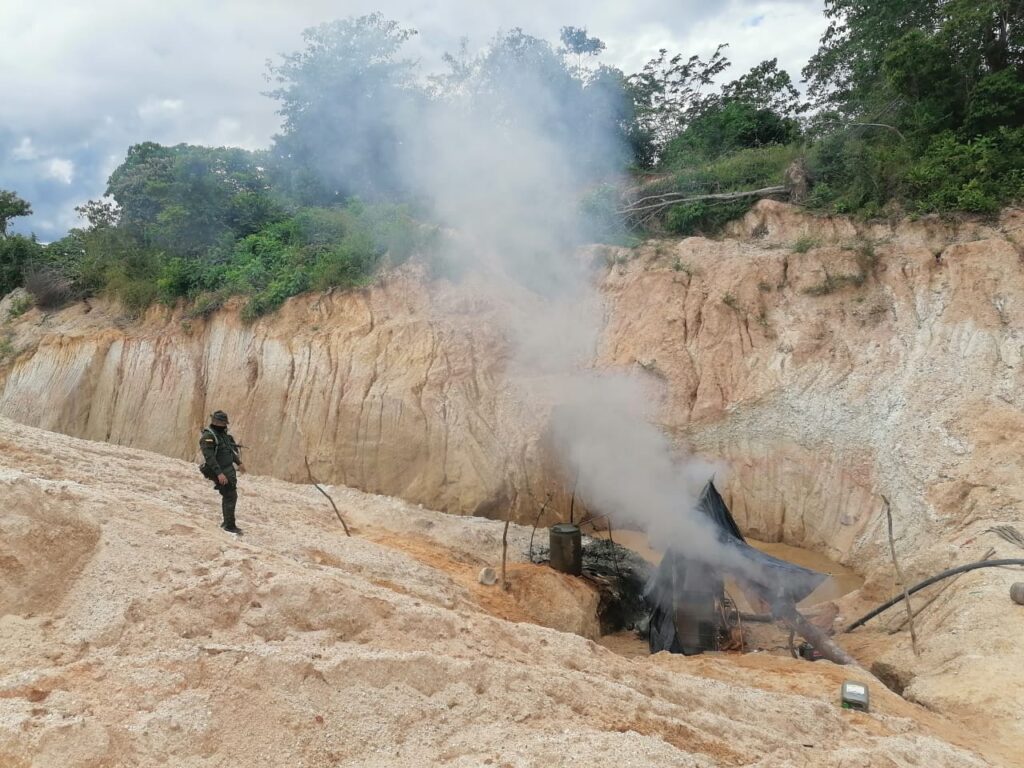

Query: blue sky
[0,0,825,241]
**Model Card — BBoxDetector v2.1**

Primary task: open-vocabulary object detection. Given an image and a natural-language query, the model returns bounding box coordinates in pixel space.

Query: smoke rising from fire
[295,19,731,558]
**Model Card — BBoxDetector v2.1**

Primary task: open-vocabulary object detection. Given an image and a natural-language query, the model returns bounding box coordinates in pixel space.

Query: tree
[0,235,43,295]
[265,14,420,203]
[0,190,32,236]
[626,45,731,164]
[105,143,281,255]
[432,28,631,179]
[559,26,606,79]
[803,0,1024,136]
[75,199,120,229]
[722,59,803,117]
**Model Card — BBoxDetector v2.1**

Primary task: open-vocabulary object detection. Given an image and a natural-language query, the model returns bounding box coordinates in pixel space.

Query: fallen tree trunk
[618,185,788,219]
[773,601,859,666]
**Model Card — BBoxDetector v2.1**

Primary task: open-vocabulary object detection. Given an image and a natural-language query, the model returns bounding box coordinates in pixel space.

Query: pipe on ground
[844,558,1024,633]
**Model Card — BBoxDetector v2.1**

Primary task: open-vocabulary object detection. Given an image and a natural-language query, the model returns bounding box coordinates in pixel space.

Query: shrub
[906,128,1024,215]
[7,293,33,317]
[23,267,75,309]
[0,235,44,296]
[792,235,818,253]
[0,333,14,362]
[656,145,800,236]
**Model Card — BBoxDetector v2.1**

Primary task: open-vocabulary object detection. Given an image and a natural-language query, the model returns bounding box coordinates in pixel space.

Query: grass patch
[7,294,33,318]
[792,235,819,254]
[0,333,15,363]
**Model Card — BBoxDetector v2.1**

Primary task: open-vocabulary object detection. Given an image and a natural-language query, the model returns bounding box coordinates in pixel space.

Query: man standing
[200,410,245,534]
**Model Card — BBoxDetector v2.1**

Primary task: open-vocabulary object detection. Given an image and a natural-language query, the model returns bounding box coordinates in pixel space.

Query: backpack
[198,428,222,480]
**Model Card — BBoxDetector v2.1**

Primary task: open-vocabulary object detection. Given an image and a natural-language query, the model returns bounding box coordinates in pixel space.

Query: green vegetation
[0,333,14,363]
[627,1,1024,234]
[3,3,1023,315]
[792,235,819,254]
[7,294,33,317]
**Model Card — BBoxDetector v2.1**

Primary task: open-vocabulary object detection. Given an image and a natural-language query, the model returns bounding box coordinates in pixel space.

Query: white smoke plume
[389,29,730,558]
[276,18,735,560]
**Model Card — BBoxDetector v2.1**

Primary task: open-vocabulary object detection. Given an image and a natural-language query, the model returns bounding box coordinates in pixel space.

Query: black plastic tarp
[645,481,828,653]
[692,481,827,604]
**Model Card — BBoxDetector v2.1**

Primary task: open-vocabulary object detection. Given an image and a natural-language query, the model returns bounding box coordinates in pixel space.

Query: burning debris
[646,481,828,655]
[536,481,853,660]
[532,527,653,635]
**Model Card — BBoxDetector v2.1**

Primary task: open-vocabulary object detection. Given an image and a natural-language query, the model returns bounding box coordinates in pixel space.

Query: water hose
[844,558,1024,632]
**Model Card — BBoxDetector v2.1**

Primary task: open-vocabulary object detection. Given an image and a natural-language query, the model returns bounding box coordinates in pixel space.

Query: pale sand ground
[0,417,996,767]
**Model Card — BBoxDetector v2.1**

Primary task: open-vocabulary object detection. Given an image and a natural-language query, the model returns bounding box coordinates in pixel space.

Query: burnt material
[531,534,652,634]
[549,524,583,575]
[646,481,828,656]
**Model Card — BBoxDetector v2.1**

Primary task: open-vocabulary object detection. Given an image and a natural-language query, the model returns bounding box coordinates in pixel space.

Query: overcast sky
[1,0,826,241]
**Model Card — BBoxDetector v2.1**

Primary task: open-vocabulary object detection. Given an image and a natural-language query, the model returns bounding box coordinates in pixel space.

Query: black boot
[219,483,242,534]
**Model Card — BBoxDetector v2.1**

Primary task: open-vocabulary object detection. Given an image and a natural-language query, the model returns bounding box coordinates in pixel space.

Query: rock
[1011,582,1024,606]
[478,567,497,586]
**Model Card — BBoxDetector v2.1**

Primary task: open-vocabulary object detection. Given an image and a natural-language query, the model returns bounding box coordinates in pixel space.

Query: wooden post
[500,519,511,591]
[882,495,918,655]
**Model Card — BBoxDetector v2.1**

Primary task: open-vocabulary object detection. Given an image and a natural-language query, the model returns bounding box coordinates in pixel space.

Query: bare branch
[618,185,788,218]
[304,456,352,537]
[882,495,917,655]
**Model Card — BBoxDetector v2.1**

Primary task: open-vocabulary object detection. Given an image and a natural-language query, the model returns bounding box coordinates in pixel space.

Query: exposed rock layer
[3,203,1023,569]
[2,202,1024,760]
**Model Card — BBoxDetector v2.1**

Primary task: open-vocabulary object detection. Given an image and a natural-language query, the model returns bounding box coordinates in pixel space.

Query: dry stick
[887,547,997,634]
[618,185,787,216]
[500,519,511,591]
[528,494,553,561]
[304,456,351,537]
[882,495,918,655]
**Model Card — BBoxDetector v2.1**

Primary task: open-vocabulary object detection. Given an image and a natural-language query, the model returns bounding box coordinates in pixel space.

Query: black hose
[844,558,1024,632]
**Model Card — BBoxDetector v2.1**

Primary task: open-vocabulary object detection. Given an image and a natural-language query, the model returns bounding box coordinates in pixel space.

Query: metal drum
[549,523,582,575]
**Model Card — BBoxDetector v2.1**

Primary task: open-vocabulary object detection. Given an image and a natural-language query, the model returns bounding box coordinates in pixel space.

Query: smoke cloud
[381,27,731,558]
[283,19,731,559]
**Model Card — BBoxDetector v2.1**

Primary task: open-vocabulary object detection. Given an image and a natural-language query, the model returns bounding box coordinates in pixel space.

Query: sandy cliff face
[0,274,552,518]
[2,201,1024,761]
[3,201,1024,571]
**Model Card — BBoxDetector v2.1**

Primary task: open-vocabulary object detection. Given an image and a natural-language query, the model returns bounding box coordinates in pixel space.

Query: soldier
[199,410,246,534]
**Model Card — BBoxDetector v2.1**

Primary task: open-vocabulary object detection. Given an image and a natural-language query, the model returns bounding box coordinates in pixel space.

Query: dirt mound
[0,479,100,615]
[0,417,996,767]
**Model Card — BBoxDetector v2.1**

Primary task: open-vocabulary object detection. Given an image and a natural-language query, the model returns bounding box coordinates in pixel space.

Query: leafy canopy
[0,190,32,236]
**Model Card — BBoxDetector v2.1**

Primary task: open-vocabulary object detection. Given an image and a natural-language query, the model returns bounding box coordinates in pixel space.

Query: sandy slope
[0,418,997,767]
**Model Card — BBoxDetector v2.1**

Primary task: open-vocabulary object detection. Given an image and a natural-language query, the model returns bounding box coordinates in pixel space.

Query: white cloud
[44,158,75,184]
[11,137,37,160]
[137,97,185,121]
[0,0,826,240]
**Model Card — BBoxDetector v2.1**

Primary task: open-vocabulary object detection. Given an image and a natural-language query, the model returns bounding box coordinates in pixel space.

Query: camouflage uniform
[200,410,243,532]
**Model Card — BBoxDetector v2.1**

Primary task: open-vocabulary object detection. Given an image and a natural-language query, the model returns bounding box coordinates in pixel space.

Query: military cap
[211,410,230,424]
